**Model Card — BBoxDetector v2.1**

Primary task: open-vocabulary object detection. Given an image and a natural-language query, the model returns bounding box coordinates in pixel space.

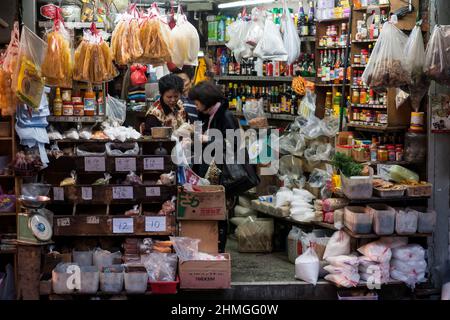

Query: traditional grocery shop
[0,0,449,301]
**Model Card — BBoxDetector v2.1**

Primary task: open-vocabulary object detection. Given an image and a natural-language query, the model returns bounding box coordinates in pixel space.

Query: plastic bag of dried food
[41,14,73,88]
[171,6,199,68]
[60,170,77,186]
[243,99,268,128]
[226,17,252,63]
[281,0,300,64]
[362,20,410,90]
[170,236,200,262]
[142,253,177,282]
[139,4,173,66]
[0,22,19,116]
[253,14,288,61]
[93,173,112,185]
[124,171,143,186]
[295,247,319,285]
[404,24,430,111]
[358,240,392,263]
[424,25,450,86]
[73,26,118,84]
[12,26,47,110]
[111,5,143,65]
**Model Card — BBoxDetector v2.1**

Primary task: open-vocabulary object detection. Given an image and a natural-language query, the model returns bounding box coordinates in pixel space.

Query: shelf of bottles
[348,3,390,129]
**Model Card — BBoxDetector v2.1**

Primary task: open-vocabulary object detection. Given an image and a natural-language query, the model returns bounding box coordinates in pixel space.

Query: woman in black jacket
[188,81,241,252]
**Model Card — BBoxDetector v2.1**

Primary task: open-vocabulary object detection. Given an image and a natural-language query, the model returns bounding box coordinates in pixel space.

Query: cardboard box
[178,220,219,254]
[177,185,226,220]
[178,253,231,289]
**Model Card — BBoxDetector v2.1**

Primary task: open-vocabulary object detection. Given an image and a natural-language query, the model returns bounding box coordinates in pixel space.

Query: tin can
[266,62,273,76]
[273,61,280,77]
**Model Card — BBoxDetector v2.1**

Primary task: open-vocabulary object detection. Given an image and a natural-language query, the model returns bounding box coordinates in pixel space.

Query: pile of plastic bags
[324,255,360,288]
[390,244,427,288]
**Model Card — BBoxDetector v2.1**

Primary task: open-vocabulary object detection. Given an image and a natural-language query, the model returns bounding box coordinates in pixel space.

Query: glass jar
[359,89,367,105]
[395,145,404,161]
[387,145,396,162]
[352,89,360,104]
[63,102,73,116]
[353,54,361,65]
[377,146,388,162]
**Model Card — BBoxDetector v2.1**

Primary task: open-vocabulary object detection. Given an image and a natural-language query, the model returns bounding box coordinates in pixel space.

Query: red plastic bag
[130,64,147,86]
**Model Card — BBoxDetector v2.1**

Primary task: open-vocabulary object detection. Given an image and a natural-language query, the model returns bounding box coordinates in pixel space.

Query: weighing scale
[17,184,54,245]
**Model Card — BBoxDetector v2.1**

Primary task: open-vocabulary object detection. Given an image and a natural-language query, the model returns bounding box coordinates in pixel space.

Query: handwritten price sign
[112,186,134,200]
[115,157,136,172]
[86,216,99,224]
[81,187,93,200]
[84,157,106,172]
[53,187,64,201]
[113,218,134,233]
[146,187,161,197]
[57,217,70,227]
[143,157,164,170]
[145,216,166,232]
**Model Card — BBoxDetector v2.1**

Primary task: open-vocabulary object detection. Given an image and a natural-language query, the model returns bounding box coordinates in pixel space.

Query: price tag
[86,216,99,224]
[146,187,161,197]
[81,187,93,200]
[143,157,164,170]
[57,218,70,227]
[112,186,134,200]
[145,216,166,232]
[53,187,64,201]
[84,157,106,172]
[113,218,134,233]
[115,157,136,172]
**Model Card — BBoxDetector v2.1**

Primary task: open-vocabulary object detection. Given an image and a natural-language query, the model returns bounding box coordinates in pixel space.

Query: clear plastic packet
[298,90,317,120]
[424,25,450,87]
[159,197,176,216]
[404,24,430,111]
[157,171,176,185]
[226,15,252,63]
[73,25,118,83]
[124,171,143,186]
[125,205,140,216]
[170,236,200,262]
[142,253,177,282]
[171,6,199,68]
[243,99,268,128]
[362,20,410,90]
[13,26,47,110]
[92,173,112,186]
[41,15,73,88]
[60,170,77,187]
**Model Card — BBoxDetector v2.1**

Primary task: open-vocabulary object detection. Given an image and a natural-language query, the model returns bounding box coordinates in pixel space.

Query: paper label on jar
[84,98,96,112]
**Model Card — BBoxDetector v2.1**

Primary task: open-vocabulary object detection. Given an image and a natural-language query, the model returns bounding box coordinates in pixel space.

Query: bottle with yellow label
[53,87,63,116]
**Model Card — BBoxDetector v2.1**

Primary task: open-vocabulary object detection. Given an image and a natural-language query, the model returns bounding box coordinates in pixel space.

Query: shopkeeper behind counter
[142,74,187,135]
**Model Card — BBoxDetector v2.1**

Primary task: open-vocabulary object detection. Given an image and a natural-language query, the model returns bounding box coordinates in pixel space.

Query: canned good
[273,61,280,77]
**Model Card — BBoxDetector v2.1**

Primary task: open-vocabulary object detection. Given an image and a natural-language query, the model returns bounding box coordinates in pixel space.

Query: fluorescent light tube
[218,0,275,9]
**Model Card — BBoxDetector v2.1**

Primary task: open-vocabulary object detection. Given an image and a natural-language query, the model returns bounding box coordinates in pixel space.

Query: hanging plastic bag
[171,6,200,68]
[245,7,265,48]
[73,25,118,84]
[362,20,410,90]
[279,131,306,156]
[253,14,288,61]
[281,0,300,64]
[404,24,430,111]
[424,25,450,86]
[243,99,268,128]
[41,9,73,88]
[139,4,173,66]
[0,22,19,116]
[227,16,252,63]
[106,95,127,125]
[130,64,148,86]
[298,90,316,119]
[13,26,47,110]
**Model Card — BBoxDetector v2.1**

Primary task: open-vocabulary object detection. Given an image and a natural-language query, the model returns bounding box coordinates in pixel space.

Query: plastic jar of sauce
[63,102,73,116]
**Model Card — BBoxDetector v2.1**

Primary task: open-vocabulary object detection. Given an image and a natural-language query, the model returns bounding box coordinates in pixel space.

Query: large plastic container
[100,265,124,293]
[344,206,373,234]
[412,208,437,233]
[79,266,99,294]
[93,249,122,271]
[73,250,93,266]
[340,168,374,200]
[395,209,418,235]
[367,204,396,235]
[149,276,179,294]
[404,130,426,163]
[52,263,79,294]
[124,266,149,294]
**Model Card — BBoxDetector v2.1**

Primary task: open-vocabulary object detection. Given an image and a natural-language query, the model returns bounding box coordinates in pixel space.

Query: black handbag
[220,162,260,196]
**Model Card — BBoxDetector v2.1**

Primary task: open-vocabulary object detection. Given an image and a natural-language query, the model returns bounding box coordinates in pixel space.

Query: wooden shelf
[354,5,390,12]
[347,196,430,204]
[0,175,15,179]
[317,46,348,50]
[343,227,432,239]
[313,221,338,231]
[299,36,316,42]
[0,249,17,254]
[49,137,172,144]
[316,83,350,87]
[351,104,386,109]
[214,75,315,82]
[47,116,106,123]
[351,85,369,89]
[364,160,411,166]
[347,123,407,132]
[0,212,16,217]
[38,21,105,29]
[352,39,378,43]
[0,137,12,140]
[318,17,350,23]
[232,111,296,121]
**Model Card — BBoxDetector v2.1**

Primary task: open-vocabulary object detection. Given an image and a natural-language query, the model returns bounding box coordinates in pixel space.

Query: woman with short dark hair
[142,74,187,135]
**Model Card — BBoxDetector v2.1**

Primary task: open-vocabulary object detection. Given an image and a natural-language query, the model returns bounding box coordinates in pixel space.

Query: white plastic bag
[281,0,300,64]
[295,247,319,285]
[391,244,425,262]
[292,188,316,201]
[404,24,429,111]
[253,15,288,61]
[390,269,426,288]
[424,25,450,86]
[376,237,408,249]
[245,8,265,48]
[106,95,126,125]
[362,21,410,90]
[324,272,360,288]
[323,264,358,275]
[326,255,359,268]
[226,17,252,63]
[275,187,293,208]
[171,8,200,67]
[323,231,350,260]
[358,241,392,263]
[396,209,418,234]
[390,258,427,274]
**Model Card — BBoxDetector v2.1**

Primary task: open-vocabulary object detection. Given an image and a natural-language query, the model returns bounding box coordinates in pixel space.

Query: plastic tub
[373,186,406,198]
[395,209,418,235]
[124,266,149,294]
[73,250,93,266]
[413,208,436,233]
[340,168,373,200]
[93,249,122,271]
[52,263,79,294]
[100,265,124,293]
[367,204,396,235]
[149,276,180,294]
[79,266,99,294]
[344,206,373,234]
